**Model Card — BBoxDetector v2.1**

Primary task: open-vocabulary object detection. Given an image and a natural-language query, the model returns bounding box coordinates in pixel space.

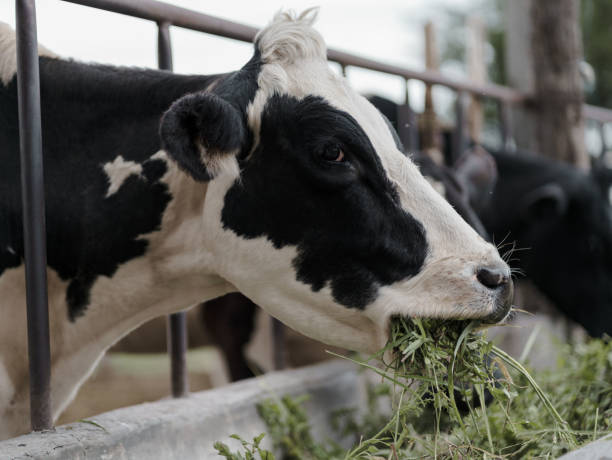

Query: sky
[0,0,480,113]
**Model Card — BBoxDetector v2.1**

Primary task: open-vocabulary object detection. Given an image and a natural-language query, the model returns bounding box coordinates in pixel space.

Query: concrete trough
[558,436,612,460]
[0,360,363,460]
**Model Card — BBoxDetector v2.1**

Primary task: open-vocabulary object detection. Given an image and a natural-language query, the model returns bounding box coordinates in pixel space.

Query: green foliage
[214,433,274,460]
[257,395,345,460]
[216,318,612,459]
[581,0,612,108]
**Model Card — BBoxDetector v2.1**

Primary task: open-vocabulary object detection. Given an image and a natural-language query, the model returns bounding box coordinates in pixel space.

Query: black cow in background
[591,152,612,206]
[479,150,612,336]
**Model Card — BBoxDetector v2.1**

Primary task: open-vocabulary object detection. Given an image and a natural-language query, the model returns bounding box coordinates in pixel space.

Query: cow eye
[320,144,345,163]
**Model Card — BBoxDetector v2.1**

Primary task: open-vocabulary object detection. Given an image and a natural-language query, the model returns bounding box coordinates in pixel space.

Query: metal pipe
[497,100,514,152]
[15,0,53,432]
[60,0,529,104]
[453,91,469,163]
[272,318,285,370]
[166,311,188,397]
[157,21,173,71]
[157,21,188,398]
[62,0,258,42]
[598,121,607,157]
[397,103,419,154]
[584,104,612,124]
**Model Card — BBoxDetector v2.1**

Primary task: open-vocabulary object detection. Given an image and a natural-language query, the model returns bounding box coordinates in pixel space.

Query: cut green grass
[216,317,612,459]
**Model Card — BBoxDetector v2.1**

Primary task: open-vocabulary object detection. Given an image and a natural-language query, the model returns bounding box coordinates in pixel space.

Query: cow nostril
[476,266,509,290]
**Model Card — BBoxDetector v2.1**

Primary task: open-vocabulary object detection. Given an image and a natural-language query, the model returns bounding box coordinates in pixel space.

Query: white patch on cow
[5,246,15,255]
[608,185,612,206]
[198,145,240,179]
[150,150,167,161]
[0,21,58,86]
[203,171,381,352]
[102,155,143,197]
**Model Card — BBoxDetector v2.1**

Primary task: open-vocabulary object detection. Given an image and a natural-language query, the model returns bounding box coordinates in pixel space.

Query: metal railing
[15,0,612,434]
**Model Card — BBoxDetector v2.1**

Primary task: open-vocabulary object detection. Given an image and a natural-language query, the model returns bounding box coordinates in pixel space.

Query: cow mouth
[383,307,515,365]
[384,316,475,360]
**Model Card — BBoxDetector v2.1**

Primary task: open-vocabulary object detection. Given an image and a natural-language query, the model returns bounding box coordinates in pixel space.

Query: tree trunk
[531,0,588,168]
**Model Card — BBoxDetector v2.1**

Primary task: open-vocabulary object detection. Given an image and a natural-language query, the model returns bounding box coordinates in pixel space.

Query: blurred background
[2,0,610,154]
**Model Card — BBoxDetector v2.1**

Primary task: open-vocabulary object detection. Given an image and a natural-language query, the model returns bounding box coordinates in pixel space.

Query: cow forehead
[248,9,403,174]
[249,58,405,175]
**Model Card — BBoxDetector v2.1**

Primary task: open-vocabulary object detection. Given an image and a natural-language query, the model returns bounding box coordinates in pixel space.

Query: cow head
[159,10,512,353]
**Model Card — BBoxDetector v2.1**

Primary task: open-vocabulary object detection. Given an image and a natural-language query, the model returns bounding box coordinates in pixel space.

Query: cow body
[0,12,511,439]
[0,39,233,437]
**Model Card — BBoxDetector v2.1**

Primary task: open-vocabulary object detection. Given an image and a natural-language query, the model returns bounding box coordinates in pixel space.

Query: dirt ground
[57,309,341,425]
[58,347,227,424]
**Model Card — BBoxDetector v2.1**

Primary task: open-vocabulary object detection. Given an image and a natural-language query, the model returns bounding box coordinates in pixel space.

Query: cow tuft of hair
[255,8,326,66]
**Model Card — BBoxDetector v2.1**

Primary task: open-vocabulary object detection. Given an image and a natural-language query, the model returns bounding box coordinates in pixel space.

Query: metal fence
[14,0,612,434]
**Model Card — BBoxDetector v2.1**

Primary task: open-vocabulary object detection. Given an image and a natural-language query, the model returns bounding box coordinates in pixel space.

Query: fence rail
[14,0,612,436]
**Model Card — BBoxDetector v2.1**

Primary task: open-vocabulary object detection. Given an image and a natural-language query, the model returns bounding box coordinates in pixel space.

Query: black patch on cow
[221,94,428,309]
[142,158,168,183]
[0,56,226,319]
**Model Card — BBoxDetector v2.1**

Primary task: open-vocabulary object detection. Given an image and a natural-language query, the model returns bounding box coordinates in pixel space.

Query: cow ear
[160,92,245,182]
[520,182,568,221]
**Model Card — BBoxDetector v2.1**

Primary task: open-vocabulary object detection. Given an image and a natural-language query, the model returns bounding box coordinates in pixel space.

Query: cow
[478,150,612,337]
[0,11,512,439]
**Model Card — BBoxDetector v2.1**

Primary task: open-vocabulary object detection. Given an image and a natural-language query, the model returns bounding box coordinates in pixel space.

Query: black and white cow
[0,11,512,439]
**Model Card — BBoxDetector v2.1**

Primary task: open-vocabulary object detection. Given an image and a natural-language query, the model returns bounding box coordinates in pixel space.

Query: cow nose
[477,265,513,323]
[477,266,509,289]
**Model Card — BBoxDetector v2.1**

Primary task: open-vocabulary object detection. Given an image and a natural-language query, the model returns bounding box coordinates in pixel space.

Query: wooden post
[466,16,485,144]
[530,0,588,168]
[505,0,537,152]
[422,22,440,162]
[397,79,419,154]
[453,91,469,162]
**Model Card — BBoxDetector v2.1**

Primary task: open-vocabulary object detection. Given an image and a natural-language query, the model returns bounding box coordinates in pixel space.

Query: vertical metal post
[396,79,419,154]
[453,90,469,163]
[340,63,347,77]
[272,318,285,370]
[158,21,188,398]
[15,0,52,432]
[497,100,514,152]
[599,121,607,157]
